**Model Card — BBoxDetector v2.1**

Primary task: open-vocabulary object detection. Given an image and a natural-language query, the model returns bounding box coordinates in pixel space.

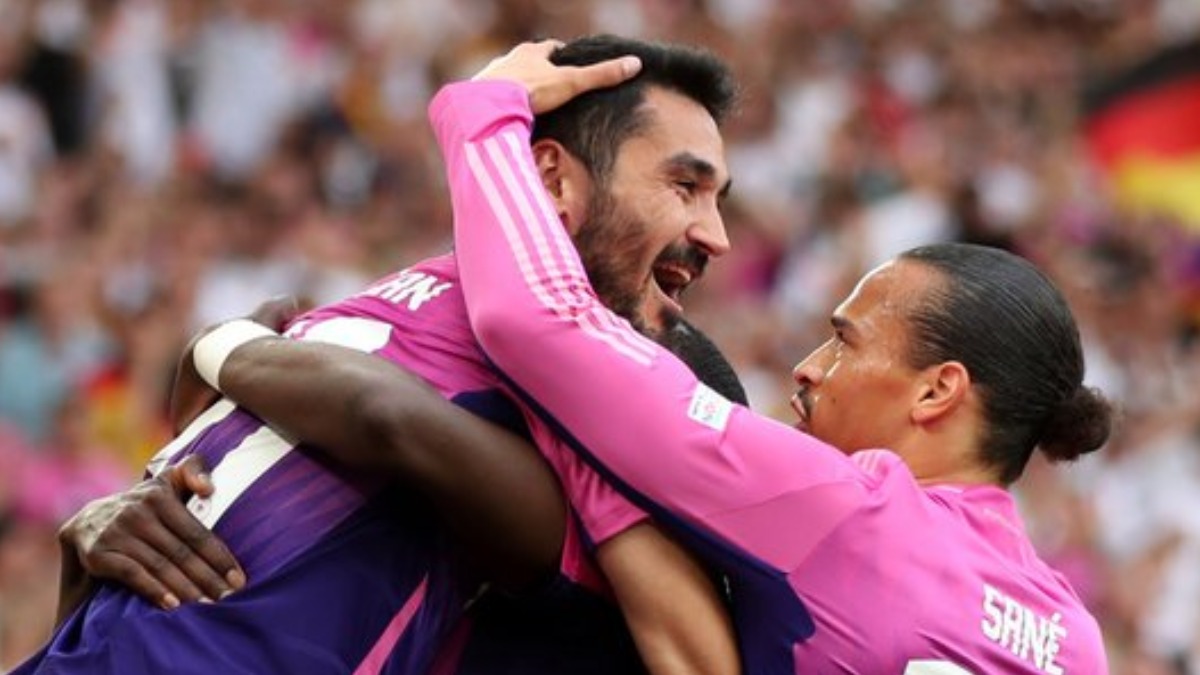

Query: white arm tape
[193,319,280,391]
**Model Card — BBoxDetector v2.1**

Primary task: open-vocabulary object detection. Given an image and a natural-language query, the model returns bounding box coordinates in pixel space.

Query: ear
[532,139,588,232]
[911,361,970,426]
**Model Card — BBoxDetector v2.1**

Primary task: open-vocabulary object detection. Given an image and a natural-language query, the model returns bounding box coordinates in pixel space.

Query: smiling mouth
[652,261,698,305]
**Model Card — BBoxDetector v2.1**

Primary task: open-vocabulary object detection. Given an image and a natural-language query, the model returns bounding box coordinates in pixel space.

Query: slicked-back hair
[899,244,1113,484]
[534,34,737,185]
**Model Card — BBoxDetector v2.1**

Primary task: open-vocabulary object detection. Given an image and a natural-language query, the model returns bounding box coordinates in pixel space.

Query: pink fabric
[352,576,429,675]
[303,253,647,589]
[432,79,1109,674]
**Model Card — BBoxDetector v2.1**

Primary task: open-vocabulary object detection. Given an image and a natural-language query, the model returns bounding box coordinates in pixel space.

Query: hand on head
[472,39,642,114]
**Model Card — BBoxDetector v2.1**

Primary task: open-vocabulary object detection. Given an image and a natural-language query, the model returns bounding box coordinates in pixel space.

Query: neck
[913,465,1002,488]
[894,429,1003,488]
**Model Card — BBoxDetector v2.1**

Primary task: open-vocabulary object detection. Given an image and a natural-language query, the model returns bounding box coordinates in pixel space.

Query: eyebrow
[830,315,855,337]
[665,152,733,200]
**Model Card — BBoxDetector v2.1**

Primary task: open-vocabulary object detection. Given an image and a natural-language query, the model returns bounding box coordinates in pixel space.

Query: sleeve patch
[688,382,732,432]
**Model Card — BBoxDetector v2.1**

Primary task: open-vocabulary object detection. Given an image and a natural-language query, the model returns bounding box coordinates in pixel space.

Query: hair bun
[1038,386,1116,462]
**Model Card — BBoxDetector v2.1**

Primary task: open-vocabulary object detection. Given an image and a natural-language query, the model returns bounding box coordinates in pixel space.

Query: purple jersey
[434,80,1109,675]
[14,254,649,674]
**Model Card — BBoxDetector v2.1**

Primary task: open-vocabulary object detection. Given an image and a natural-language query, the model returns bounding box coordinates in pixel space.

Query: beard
[573,187,670,337]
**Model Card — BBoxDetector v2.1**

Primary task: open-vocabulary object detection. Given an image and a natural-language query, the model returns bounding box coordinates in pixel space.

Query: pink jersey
[20,251,650,675]
[432,80,1108,674]
[293,253,647,585]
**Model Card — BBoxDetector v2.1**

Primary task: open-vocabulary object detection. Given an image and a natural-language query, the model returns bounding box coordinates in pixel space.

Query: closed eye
[830,316,854,347]
[675,180,698,196]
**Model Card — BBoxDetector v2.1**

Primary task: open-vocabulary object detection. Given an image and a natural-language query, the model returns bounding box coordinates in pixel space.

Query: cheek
[619,203,680,263]
[835,366,909,427]
[637,188,690,235]
[813,361,869,422]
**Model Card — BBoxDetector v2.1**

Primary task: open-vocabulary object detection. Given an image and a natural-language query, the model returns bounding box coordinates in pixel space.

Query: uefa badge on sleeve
[688,382,732,432]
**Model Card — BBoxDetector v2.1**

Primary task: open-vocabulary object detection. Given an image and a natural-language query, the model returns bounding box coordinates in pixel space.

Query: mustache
[654,244,709,278]
[794,386,813,418]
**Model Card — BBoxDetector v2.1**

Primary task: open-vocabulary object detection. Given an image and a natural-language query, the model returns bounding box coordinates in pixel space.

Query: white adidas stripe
[144,399,237,478]
[480,133,658,362]
[187,425,294,528]
[466,137,656,365]
[494,132,578,309]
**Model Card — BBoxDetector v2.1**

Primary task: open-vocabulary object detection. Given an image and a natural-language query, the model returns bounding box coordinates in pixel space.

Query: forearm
[211,334,566,589]
[219,338,411,471]
[598,524,740,675]
[434,81,721,513]
[434,81,865,552]
[172,295,302,434]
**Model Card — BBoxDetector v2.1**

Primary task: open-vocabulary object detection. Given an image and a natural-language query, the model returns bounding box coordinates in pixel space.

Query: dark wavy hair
[535,34,738,185]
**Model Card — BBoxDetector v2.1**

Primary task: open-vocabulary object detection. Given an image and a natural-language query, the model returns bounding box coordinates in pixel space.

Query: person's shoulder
[849,448,909,480]
[846,449,930,506]
[337,254,463,318]
[409,252,461,282]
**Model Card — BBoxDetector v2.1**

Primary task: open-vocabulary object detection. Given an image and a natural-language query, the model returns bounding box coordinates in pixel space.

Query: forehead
[834,260,934,334]
[613,87,728,182]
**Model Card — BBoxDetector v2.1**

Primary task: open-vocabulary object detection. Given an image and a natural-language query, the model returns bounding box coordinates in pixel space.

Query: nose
[688,207,731,258]
[792,346,829,388]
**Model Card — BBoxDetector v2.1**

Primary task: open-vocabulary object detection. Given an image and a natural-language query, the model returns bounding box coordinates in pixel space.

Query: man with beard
[419,41,1113,673]
[19,36,741,675]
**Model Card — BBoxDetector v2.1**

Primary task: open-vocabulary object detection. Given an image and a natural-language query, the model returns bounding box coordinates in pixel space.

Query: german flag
[1083,41,1200,230]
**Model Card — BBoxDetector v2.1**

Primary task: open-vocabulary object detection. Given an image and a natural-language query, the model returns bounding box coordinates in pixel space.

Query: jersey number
[905,661,972,674]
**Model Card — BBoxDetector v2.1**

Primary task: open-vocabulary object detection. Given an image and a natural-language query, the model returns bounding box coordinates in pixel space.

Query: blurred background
[0,0,1198,672]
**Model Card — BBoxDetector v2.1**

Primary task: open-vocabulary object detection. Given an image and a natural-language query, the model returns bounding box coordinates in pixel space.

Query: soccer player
[427,42,1113,673]
[18,36,740,675]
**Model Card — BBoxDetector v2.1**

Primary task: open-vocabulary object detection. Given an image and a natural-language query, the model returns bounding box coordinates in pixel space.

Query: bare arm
[214,329,739,674]
[168,348,221,436]
[598,524,741,675]
[216,336,565,590]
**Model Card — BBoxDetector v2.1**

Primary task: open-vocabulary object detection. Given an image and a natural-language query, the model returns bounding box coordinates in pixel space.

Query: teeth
[653,264,694,295]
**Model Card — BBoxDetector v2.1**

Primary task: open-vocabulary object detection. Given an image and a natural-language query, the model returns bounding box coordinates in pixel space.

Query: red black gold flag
[1083,41,1200,230]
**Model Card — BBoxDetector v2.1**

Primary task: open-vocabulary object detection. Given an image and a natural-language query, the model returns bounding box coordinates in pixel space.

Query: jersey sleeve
[429,81,877,574]
[541,433,649,545]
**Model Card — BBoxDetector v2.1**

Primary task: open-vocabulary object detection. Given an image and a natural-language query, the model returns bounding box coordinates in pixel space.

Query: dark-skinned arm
[214,335,565,590]
[57,293,557,613]
[213,329,739,675]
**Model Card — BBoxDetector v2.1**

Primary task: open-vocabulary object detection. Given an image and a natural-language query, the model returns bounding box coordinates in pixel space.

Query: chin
[637,300,684,337]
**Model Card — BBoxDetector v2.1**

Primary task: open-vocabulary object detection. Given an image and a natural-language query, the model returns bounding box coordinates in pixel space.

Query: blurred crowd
[1,0,1199,672]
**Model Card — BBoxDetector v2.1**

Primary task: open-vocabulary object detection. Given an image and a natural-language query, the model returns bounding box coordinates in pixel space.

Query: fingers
[569,56,643,96]
[522,53,642,114]
[472,39,642,115]
[70,473,246,609]
[169,455,214,499]
[85,541,203,610]
[525,38,562,57]
[144,473,246,599]
[247,295,301,331]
